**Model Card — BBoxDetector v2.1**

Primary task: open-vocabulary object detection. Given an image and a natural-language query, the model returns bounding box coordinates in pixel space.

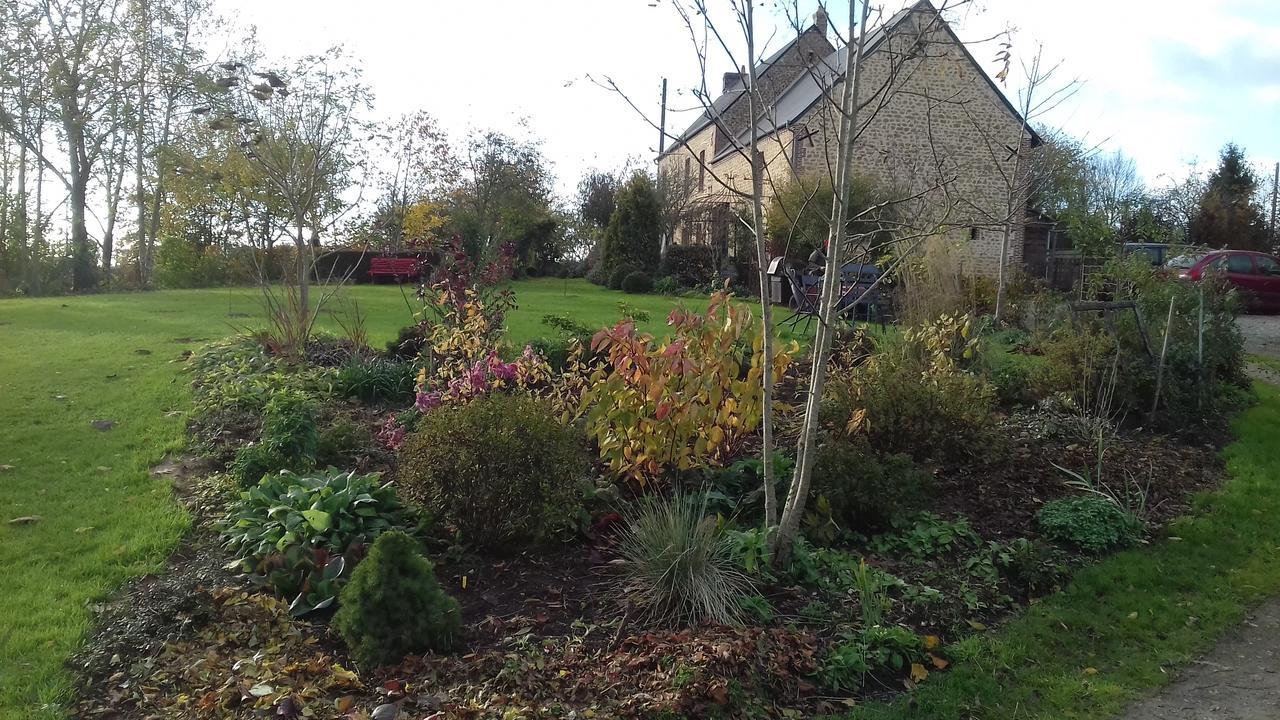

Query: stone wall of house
[660,6,1035,279]
[658,115,797,246]
[658,23,833,236]
[800,5,1034,276]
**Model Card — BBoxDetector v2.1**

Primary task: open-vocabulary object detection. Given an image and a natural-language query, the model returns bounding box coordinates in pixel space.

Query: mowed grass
[848,383,1280,719]
[0,279,700,719]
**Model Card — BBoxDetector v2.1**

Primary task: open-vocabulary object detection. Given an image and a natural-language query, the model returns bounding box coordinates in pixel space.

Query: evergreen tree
[602,172,661,272]
[333,531,461,668]
[1190,143,1268,250]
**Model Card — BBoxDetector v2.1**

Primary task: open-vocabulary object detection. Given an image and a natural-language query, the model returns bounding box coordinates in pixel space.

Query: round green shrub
[811,441,931,532]
[334,531,461,668]
[620,270,654,294]
[608,263,639,291]
[586,265,609,286]
[1038,496,1142,553]
[385,324,427,360]
[660,245,718,287]
[398,394,588,550]
[988,361,1037,407]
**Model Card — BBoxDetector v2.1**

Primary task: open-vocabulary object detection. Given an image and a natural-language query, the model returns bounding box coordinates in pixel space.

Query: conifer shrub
[621,270,654,294]
[609,263,640,291]
[334,531,461,668]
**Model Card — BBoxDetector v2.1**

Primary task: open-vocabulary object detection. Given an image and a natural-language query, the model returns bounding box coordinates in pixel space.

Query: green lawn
[0,279,702,719]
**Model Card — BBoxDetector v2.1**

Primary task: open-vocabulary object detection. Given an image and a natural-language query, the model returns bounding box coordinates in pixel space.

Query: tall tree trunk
[296,211,310,323]
[135,98,148,285]
[774,0,871,563]
[133,0,151,287]
[33,134,44,294]
[16,140,29,284]
[66,119,95,290]
[103,143,128,284]
[743,0,779,532]
[1,142,11,257]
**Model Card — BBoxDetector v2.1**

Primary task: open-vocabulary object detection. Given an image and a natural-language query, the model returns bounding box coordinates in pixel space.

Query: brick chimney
[814,5,829,35]
[722,71,744,92]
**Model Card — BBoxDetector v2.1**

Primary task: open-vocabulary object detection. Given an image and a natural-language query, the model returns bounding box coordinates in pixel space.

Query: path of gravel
[1119,600,1280,720]
[1238,314,1280,361]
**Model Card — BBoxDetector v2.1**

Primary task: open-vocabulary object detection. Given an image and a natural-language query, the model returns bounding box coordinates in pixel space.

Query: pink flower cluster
[377,414,407,451]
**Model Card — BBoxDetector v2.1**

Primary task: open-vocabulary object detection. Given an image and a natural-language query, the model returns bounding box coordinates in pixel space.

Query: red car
[1168,249,1280,312]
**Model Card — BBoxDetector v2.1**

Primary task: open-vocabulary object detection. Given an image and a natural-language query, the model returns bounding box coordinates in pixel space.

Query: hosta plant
[220,468,408,615]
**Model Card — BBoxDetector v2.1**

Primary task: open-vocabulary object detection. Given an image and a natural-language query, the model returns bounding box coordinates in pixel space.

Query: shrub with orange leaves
[581,292,795,486]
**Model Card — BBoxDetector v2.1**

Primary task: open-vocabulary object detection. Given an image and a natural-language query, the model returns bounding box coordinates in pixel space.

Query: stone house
[657,0,1042,277]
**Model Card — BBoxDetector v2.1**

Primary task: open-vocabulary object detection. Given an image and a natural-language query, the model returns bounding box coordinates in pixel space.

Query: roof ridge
[662,22,834,155]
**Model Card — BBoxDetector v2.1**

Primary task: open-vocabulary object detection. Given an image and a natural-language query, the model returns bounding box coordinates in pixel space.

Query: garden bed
[71,258,1250,719]
[72,407,1231,720]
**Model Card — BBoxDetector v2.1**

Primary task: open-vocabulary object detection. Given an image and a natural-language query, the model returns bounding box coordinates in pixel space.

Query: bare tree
[965,41,1081,320]
[772,0,873,559]
[0,0,134,290]
[203,48,370,324]
[129,0,214,286]
[367,109,455,251]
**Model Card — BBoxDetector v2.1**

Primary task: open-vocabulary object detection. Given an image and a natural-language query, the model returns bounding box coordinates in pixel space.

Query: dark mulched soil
[72,406,1233,719]
[933,414,1227,542]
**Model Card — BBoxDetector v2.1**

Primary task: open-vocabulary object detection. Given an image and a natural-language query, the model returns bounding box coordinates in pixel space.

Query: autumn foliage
[581,292,795,486]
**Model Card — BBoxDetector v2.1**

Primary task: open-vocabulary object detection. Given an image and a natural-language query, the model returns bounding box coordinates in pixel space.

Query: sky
[214,0,1280,198]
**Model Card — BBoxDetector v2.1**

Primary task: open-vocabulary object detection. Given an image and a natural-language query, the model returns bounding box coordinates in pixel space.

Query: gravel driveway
[1238,314,1280,361]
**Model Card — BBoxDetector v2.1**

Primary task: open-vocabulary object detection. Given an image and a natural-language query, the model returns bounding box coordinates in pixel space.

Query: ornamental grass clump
[615,494,755,626]
[334,531,461,668]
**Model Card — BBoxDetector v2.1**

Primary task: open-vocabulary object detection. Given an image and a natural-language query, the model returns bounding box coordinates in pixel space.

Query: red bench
[368,257,422,283]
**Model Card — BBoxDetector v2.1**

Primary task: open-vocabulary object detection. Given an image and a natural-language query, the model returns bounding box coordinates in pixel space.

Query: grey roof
[705,0,1042,161]
[665,25,827,152]
[726,3,916,154]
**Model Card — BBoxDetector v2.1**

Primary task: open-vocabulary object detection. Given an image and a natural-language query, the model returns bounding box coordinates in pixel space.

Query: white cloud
[212,0,1280,195]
